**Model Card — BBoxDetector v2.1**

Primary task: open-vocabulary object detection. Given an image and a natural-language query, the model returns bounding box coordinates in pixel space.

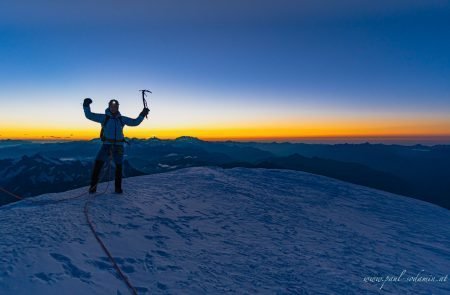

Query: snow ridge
[0,167,449,294]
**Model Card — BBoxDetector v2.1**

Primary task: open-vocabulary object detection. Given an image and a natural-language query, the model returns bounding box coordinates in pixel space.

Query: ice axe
[139,89,152,119]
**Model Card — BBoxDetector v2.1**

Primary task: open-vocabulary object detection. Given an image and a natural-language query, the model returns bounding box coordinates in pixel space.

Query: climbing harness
[100,115,124,140]
[100,114,130,145]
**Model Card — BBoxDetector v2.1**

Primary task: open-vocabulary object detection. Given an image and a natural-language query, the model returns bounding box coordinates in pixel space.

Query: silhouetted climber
[83,98,149,194]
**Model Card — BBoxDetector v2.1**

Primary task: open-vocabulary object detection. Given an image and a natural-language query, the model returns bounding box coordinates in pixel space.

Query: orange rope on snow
[84,150,138,294]
[1,150,138,294]
[0,186,23,200]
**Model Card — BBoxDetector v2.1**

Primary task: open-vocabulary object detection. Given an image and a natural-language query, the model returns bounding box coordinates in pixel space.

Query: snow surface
[0,167,449,294]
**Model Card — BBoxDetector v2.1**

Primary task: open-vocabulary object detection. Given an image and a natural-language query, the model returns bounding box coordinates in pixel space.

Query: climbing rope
[0,183,88,204]
[0,150,138,294]
[83,150,138,295]
[0,159,110,206]
[0,186,23,201]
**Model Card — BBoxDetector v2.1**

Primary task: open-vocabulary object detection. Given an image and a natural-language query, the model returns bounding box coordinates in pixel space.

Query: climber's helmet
[109,99,119,113]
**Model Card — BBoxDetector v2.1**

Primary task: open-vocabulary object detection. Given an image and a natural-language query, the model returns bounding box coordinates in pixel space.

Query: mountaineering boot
[89,160,104,193]
[115,164,123,194]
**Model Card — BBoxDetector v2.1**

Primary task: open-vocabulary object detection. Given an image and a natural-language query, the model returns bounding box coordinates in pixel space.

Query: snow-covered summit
[174,136,203,144]
[0,167,449,294]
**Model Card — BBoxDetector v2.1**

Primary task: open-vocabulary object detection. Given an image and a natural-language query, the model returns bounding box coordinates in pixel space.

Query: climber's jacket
[83,106,145,145]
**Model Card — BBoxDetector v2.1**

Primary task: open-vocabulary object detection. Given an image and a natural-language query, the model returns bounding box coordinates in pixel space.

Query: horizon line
[1,135,450,145]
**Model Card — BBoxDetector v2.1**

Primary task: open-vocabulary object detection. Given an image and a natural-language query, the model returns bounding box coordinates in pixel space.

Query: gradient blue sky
[1,0,449,142]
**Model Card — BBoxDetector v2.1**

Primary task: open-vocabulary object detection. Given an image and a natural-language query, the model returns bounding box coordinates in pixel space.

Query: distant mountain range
[0,136,449,209]
[0,154,143,205]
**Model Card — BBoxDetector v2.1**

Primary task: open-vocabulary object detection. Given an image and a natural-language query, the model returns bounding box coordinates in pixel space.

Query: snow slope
[0,167,449,294]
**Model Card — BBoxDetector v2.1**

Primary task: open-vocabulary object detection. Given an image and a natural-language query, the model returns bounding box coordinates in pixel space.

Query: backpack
[100,115,124,141]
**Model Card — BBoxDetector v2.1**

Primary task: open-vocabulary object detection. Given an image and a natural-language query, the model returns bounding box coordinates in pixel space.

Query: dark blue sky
[1,0,449,141]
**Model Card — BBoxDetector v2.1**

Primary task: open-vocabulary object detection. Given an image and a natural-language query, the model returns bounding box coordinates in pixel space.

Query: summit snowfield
[0,167,449,294]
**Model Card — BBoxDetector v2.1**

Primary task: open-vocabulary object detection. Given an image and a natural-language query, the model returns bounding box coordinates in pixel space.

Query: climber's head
[108,99,119,114]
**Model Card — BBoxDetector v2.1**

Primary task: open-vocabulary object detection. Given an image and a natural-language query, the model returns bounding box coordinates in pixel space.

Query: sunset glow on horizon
[2,117,449,143]
[1,95,449,143]
[1,1,449,144]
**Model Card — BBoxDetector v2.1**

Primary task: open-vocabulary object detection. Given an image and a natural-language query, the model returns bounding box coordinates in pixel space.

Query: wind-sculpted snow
[0,167,449,294]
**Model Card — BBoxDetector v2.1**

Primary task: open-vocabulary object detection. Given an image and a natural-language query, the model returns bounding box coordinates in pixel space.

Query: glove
[83,98,93,107]
[140,107,150,117]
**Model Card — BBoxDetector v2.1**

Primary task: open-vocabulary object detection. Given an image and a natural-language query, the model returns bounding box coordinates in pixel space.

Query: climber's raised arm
[121,107,149,126]
[83,98,105,123]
